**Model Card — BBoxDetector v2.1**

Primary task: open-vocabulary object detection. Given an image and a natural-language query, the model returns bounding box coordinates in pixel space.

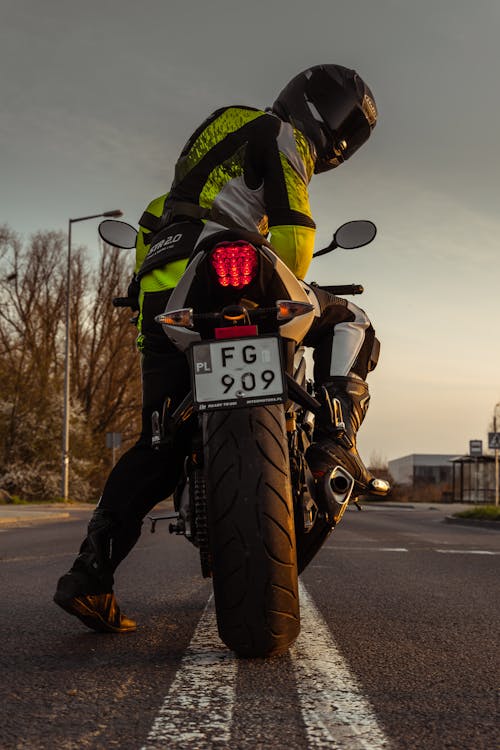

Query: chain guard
[191,468,211,578]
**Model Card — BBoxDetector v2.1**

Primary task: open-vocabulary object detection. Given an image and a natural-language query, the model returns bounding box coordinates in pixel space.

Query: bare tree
[0,228,66,468]
[0,226,141,501]
[70,242,141,484]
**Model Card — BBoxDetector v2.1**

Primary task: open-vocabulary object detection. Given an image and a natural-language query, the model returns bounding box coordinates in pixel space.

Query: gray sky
[2,0,499,461]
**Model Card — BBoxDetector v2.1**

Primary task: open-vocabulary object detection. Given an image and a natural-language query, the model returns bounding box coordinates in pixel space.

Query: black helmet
[272,64,378,173]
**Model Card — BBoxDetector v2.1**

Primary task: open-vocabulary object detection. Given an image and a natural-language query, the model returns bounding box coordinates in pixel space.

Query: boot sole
[53,594,137,634]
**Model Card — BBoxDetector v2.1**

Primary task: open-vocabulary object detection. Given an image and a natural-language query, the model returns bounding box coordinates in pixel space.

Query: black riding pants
[91,289,192,572]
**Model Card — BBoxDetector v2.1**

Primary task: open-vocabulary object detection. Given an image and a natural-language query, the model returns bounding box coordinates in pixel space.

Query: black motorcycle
[99,218,378,657]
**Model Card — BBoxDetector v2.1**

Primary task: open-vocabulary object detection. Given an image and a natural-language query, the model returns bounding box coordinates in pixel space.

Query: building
[388,454,458,486]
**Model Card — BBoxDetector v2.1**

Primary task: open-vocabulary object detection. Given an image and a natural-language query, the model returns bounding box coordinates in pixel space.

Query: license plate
[191,336,285,410]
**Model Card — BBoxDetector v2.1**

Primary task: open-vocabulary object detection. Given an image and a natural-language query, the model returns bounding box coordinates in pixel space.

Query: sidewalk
[0,503,92,527]
[0,499,173,527]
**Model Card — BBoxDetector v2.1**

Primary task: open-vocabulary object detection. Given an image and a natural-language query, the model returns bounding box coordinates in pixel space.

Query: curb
[0,504,90,526]
[0,511,70,526]
[444,516,500,530]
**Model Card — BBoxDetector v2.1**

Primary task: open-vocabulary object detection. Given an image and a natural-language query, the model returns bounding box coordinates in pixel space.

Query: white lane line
[378,548,408,552]
[435,549,499,555]
[323,547,408,553]
[292,582,391,750]
[142,585,391,749]
[141,596,237,750]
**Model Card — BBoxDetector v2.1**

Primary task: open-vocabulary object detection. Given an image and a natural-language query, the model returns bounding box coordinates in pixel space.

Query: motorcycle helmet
[272,64,378,173]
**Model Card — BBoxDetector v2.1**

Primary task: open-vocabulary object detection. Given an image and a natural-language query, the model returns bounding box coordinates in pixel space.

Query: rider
[54,64,388,634]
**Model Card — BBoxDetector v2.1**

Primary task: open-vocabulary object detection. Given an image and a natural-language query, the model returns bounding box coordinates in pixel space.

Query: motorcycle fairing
[159,241,316,352]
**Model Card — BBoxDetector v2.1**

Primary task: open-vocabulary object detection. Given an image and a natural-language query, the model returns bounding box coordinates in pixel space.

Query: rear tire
[203,405,299,657]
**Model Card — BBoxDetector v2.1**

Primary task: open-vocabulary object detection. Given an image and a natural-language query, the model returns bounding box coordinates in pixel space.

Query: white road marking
[323,546,408,553]
[140,596,237,750]
[321,546,500,556]
[378,547,408,552]
[142,584,392,749]
[435,549,499,555]
[292,582,392,749]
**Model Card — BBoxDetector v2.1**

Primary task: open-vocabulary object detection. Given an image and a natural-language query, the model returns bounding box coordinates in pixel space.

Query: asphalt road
[0,504,498,750]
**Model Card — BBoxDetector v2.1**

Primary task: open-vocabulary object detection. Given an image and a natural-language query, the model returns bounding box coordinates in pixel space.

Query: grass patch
[454,505,500,521]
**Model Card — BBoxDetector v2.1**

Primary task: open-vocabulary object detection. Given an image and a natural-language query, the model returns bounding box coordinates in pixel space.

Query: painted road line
[292,582,391,750]
[142,585,391,749]
[434,549,499,555]
[323,546,408,553]
[141,596,237,750]
[378,547,408,552]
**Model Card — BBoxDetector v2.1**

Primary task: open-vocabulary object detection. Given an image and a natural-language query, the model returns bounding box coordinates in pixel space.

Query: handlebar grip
[112,296,136,308]
[320,284,364,296]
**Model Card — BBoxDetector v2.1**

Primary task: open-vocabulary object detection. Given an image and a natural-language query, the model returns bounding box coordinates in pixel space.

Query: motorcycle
[99,217,378,658]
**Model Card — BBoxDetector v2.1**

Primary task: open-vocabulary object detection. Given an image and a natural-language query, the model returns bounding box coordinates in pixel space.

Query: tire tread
[204,405,299,657]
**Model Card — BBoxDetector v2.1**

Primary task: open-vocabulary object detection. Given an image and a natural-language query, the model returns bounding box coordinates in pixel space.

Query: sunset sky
[1,0,499,462]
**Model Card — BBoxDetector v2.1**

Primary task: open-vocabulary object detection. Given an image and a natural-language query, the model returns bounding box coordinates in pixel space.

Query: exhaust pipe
[330,472,351,494]
[320,465,355,525]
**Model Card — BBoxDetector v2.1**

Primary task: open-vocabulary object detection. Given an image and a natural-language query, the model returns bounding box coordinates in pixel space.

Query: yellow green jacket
[136,106,316,303]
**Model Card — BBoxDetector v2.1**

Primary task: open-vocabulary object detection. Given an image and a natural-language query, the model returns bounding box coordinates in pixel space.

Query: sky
[1,0,499,463]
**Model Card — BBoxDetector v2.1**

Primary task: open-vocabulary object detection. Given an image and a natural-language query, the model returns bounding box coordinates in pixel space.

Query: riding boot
[54,508,137,633]
[306,376,390,497]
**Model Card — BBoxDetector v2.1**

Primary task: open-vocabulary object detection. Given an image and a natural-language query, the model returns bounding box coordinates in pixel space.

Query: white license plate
[191,336,285,410]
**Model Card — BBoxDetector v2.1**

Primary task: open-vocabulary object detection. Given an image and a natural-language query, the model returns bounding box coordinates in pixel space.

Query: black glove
[127,275,140,311]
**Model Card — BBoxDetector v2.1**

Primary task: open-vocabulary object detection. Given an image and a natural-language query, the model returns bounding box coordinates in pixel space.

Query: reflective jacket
[135,106,316,327]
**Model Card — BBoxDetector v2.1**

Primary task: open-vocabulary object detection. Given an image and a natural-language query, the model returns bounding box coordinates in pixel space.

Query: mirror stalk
[313,241,338,259]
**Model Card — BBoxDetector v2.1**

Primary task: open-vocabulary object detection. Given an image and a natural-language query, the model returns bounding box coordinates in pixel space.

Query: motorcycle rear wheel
[203,405,299,657]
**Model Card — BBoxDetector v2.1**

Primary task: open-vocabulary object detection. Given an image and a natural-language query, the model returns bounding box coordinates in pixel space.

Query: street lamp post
[61,209,123,500]
[494,402,500,507]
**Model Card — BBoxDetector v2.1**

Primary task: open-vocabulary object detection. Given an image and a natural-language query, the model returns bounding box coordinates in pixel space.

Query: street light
[61,209,123,500]
[494,402,500,507]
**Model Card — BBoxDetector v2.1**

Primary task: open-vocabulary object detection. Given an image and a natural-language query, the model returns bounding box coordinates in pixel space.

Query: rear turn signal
[211,242,258,289]
[276,300,314,321]
[155,308,194,328]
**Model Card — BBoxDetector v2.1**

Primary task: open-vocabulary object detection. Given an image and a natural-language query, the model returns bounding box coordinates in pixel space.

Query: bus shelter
[450,455,495,503]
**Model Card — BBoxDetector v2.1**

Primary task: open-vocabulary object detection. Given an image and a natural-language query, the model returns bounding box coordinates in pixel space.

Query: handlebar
[319,284,364,296]
[113,284,364,317]
[112,296,137,308]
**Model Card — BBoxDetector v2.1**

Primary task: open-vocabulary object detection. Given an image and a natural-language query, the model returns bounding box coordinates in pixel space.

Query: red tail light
[210,242,258,289]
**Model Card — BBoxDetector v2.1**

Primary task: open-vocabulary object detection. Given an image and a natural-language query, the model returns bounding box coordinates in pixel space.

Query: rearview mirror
[334,220,377,249]
[313,220,377,258]
[98,219,138,249]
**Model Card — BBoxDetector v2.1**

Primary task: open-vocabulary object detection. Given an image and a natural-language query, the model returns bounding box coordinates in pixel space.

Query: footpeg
[369,478,390,495]
[147,512,179,533]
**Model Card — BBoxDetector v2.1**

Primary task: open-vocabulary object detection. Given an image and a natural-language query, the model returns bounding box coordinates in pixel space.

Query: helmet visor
[306,70,374,162]
[332,107,372,159]
[314,107,371,172]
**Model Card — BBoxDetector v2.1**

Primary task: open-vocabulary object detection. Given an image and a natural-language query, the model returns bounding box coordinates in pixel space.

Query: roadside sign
[106,432,122,449]
[488,432,500,450]
[106,432,122,466]
[469,439,483,457]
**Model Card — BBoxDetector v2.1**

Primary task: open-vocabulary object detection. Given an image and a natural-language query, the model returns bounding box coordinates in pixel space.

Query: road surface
[1,503,498,749]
